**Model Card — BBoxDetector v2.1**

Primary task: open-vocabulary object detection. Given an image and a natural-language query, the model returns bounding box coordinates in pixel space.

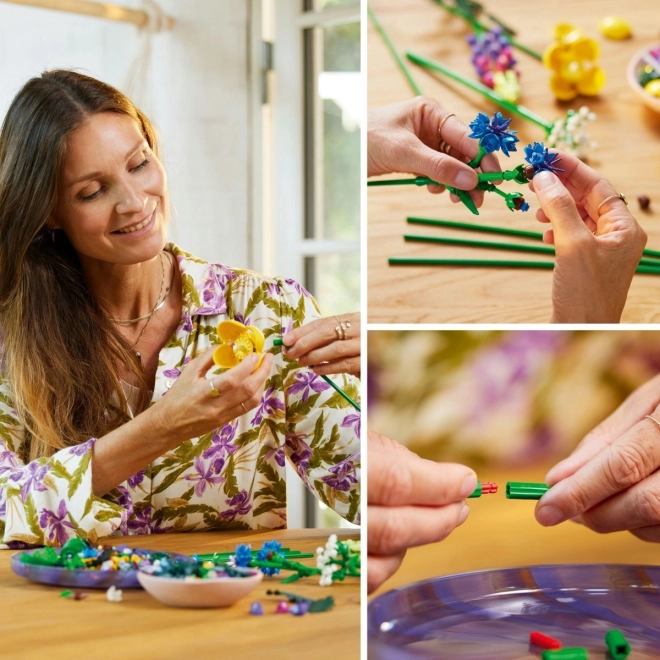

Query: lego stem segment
[506,482,550,500]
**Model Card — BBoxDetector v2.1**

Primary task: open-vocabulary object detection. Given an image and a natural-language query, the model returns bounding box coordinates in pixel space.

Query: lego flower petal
[245,326,265,353]
[576,67,605,96]
[213,320,265,369]
[217,319,247,342]
[572,37,599,62]
[549,75,578,101]
[213,344,240,368]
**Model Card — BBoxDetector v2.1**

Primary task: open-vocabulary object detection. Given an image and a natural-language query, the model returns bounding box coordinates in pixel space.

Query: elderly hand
[535,373,660,541]
[368,431,476,593]
[368,97,501,207]
[530,151,647,323]
[282,312,360,378]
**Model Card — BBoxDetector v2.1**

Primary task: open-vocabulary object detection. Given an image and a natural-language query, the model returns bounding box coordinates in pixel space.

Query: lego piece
[530,631,562,649]
[605,630,630,659]
[598,16,632,40]
[468,481,498,498]
[506,482,550,499]
[249,601,264,615]
[290,601,311,616]
[275,601,290,614]
[106,585,123,602]
[541,648,588,660]
[638,195,651,211]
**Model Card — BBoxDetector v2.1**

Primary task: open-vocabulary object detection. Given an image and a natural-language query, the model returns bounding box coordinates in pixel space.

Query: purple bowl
[11,545,188,589]
[368,564,660,659]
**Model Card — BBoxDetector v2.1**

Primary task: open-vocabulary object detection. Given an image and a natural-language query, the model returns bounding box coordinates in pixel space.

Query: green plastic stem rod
[405,217,660,261]
[367,176,437,187]
[389,258,554,269]
[541,648,588,660]
[506,482,550,500]
[605,630,631,659]
[273,338,361,412]
[406,51,553,133]
[367,5,424,96]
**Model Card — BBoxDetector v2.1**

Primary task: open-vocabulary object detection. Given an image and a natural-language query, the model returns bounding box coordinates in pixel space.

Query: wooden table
[368,0,660,323]
[370,464,660,657]
[0,529,360,660]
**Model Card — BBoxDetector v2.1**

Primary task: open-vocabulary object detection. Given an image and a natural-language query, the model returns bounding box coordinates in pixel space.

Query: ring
[439,140,452,156]
[335,324,345,340]
[209,379,220,397]
[339,321,350,339]
[438,112,456,139]
[596,193,628,215]
[240,402,248,414]
[646,415,660,428]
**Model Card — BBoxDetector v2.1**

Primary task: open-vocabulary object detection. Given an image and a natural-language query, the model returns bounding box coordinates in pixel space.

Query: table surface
[368,0,660,323]
[0,528,360,660]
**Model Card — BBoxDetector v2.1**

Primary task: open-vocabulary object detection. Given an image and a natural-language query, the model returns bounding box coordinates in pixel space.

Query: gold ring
[240,402,248,414]
[209,379,220,397]
[438,112,456,139]
[646,415,660,428]
[335,324,345,340]
[339,321,350,339]
[596,193,628,215]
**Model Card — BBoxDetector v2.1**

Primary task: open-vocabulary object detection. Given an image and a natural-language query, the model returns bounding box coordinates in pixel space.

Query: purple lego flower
[251,386,285,425]
[320,455,358,492]
[184,456,225,498]
[468,112,519,156]
[341,413,361,437]
[39,500,75,546]
[288,372,329,403]
[220,489,252,519]
[10,462,50,502]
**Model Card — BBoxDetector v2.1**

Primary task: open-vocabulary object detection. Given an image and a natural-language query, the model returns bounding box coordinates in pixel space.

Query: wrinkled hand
[368,97,501,207]
[536,374,660,541]
[282,312,360,377]
[530,152,647,323]
[153,347,273,444]
[368,431,476,593]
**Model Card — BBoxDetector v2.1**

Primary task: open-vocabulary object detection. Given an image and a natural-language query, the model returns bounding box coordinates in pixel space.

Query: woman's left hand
[282,312,360,377]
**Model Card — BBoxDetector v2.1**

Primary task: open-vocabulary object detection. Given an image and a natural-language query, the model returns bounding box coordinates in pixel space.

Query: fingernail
[455,171,477,190]
[460,473,478,498]
[533,170,558,190]
[458,504,470,526]
[536,504,564,526]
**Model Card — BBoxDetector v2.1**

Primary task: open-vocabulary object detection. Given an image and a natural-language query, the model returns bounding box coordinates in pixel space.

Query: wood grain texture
[0,529,360,660]
[368,0,660,323]
[370,463,660,598]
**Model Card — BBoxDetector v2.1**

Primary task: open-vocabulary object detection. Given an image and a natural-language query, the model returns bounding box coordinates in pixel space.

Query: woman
[0,70,360,547]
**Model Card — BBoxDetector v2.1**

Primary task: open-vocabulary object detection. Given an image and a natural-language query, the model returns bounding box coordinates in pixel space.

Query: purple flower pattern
[39,500,75,546]
[287,372,329,403]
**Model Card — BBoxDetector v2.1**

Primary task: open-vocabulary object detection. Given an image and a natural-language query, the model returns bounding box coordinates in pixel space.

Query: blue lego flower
[468,112,519,156]
[520,200,530,212]
[524,142,564,175]
[234,543,252,568]
[256,540,283,576]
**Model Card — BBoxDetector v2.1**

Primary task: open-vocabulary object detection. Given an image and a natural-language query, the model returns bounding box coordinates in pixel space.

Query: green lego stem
[406,52,553,133]
[367,176,438,187]
[368,5,424,96]
[541,648,589,660]
[506,482,550,500]
[468,482,482,498]
[467,145,487,169]
[477,168,527,184]
[605,630,631,659]
[273,338,361,411]
[389,258,554,269]
[446,186,479,215]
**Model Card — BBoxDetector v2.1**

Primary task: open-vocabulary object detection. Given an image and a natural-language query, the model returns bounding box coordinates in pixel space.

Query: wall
[0,0,254,266]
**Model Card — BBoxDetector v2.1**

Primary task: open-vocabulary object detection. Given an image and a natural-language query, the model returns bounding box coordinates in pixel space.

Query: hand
[530,152,647,323]
[282,312,360,377]
[368,431,476,593]
[535,374,660,541]
[152,348,273,445]
[368,97,501,208]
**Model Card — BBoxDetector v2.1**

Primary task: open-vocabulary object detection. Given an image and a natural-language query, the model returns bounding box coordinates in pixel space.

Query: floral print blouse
[0,245,361,547]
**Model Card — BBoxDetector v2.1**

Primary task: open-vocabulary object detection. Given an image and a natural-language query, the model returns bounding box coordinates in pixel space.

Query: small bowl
[137,568,263,608]
[627,44,660,113]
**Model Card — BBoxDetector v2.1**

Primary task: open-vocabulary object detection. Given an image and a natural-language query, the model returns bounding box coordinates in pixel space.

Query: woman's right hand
[152,348,273,445]
[530,151,647,323]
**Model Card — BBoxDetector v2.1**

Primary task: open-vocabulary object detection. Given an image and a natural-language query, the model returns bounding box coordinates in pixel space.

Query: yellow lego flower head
[213,320,265,369]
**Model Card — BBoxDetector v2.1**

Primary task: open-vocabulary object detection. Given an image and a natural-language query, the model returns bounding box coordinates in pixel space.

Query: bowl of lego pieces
[137,555,263,608]
[627,44,660,113]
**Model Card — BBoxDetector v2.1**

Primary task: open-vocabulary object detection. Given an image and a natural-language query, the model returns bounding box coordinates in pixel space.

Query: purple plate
[368,564,660,659]
[11,546,187,589]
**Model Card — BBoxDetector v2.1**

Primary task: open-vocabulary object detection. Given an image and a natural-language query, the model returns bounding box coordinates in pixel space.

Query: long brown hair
[0,70,158,461]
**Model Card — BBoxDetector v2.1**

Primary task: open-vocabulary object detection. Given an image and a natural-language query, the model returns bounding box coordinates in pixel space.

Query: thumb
[186,346,218,374]
[402,140,478,191]
[533,171,591,249]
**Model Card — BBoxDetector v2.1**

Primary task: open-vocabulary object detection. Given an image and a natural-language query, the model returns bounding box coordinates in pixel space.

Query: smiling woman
[0,70,360,547]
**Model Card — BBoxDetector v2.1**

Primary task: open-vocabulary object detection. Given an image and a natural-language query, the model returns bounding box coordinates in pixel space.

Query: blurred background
[0,0,360,528]
[368,330,660,466]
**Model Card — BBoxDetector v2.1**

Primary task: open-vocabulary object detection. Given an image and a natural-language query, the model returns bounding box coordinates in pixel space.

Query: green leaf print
[67,450,92,499]
[94,509,121,523]
[243,284,267,320]
[182,273,202,308]
[253,500,285,517]
[152,464,191,495]
[347,489,360,523]
[48,460,73,482]
[234,427,260,448]
[223,455,239,498]
[24,494,42,538]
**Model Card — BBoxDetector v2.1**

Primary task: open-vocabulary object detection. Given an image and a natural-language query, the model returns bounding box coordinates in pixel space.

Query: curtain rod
[0,0,174,31]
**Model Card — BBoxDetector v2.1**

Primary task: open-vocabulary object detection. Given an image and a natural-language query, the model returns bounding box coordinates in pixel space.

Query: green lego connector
[605,630,630,659]
[505,481,550,500]
[541,648,589,660]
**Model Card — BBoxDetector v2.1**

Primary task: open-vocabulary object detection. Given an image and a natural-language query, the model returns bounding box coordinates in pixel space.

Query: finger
[284,315,358,360]
[630,524,660,543]
[188,346,218,374]
[368,502,469,555]
[311,358,360,377]
[407,143,479,190]
[535,416,660,526]
[532,171,593,251]
[223,380,268,422]
[427,184,446,194]
[536,208,551,223]
[438,113,502,173]
[297,338,360,368]
[214,353,273,401]
[579,470,660,533]
[368,431,477,506]
[542,228,555,245]
[367,552,406,594]
[546,375,660,485]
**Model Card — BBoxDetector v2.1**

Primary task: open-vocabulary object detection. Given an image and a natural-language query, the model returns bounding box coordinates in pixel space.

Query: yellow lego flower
[213,320,265,368]
[543,23,606,101]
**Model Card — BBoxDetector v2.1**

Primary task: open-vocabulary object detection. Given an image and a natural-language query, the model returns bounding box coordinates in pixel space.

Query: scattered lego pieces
[605,630,631,659]
[290,602,311,616]
[275,601,290,614]
[249,601,264,616]
[638,195,651,211]
[530,631,562,650]
[541,648,588,660]
[598,16,632,40]
[106,585,123,602]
